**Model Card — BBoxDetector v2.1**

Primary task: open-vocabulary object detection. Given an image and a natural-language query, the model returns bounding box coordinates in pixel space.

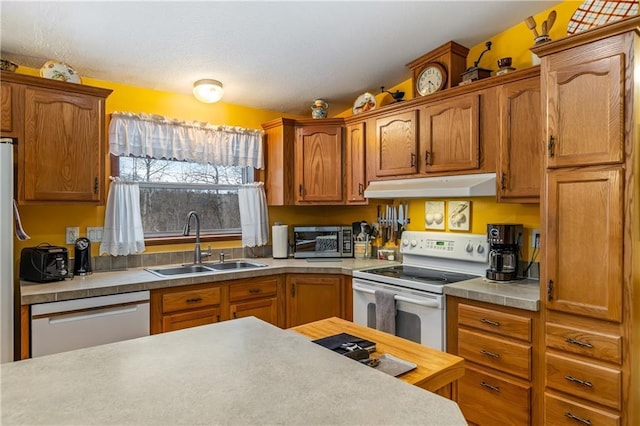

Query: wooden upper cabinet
[420,93,480,173]
[543,49,624,168]
[22,86,105,202]
[296,125,344,203]
[261,118,296,206]
[374,110,418,177]
[1,83,15,134]
[345,122,366,204]
[497,76,542,203]
[544,167,623,322]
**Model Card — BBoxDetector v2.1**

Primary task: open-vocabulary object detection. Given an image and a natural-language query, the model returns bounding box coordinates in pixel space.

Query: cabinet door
[498,77,542,202]
[544,167,623,322]
[22,86,104,202]
[162,307,221,333]
[286,274,343,328]
[421,94,480,173]
[230,297,278,326]
[296,125,343,203]
[544,51,623,168]
[1,83,15,134]
[374,110,418,177]
[345,122,366,204]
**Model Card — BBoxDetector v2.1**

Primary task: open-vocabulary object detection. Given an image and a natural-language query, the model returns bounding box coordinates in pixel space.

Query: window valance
[109,111,264,169]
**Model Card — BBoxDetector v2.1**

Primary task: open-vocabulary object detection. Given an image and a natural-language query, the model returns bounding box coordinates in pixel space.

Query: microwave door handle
[353,284,440,308]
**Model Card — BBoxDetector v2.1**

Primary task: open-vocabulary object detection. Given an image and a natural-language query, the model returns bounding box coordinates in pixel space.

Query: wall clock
[416,63,447,96]
[406,41,469,98]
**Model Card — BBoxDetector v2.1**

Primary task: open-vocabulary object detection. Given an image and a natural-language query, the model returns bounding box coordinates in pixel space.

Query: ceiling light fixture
[193,79,224,103]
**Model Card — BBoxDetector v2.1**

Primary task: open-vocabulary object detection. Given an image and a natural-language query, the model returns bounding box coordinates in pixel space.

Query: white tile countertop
[444,277,540,311]
[20,257,399,305]
[1,317,466,425]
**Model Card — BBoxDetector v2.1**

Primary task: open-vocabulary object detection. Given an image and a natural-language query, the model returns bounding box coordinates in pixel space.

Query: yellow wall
[14,1,580,260]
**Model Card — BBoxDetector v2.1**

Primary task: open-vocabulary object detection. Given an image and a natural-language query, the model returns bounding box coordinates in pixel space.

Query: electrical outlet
[65,227,80,244]
[87,226,104,242]
[531,229,541,249]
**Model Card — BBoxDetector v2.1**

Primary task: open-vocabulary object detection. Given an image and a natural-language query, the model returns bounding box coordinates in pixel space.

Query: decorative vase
[311,99,328,119]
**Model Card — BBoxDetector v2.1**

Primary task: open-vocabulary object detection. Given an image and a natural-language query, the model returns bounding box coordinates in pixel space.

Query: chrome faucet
[183,211,202,265]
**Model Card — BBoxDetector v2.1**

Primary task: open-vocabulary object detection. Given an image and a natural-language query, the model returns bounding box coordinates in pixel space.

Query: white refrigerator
[0,138,15,362]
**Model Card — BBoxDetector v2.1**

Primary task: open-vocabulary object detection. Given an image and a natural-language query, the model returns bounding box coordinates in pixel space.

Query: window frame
[110,155,243,245]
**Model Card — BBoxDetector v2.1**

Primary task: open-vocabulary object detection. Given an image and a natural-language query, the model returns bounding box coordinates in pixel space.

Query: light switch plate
[66,227,80,244]
[87,227,104,243]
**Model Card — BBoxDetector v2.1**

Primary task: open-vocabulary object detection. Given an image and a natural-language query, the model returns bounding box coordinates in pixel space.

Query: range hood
[364,173,497,199]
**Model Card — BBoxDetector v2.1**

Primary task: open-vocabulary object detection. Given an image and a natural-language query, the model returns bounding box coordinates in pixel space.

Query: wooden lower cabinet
[285,274,344,328]
[447,296,539,425]
[230,298,278,324]
[544,392,621,425]
[228,275,283,327]
[151,284,224,334]
[162,307,221,333]
[458,364,531,426]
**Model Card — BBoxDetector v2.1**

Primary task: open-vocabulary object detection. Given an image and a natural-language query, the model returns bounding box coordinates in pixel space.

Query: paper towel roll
[272,225,289,259]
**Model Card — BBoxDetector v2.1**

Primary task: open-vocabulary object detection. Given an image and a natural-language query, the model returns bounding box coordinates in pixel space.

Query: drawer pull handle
[480,349,501,359]
[186,297,203,303]
[565,338,593,349]
[249,288,262,294]
[480,318,501,327]
[480,381,500,392]
[564,375,593,387]
[565,412,592,425]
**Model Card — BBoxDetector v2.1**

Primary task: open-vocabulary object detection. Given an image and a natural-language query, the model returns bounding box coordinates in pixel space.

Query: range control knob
[402,239,410,246]
[476,244,485,254]
[465,242,474,253]
[410,239,418,247]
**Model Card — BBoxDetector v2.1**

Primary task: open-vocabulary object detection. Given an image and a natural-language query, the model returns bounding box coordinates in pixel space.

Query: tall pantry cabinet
[532,16,640,425]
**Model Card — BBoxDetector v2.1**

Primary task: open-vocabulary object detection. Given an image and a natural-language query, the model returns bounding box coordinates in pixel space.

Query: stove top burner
[364,265,478,285]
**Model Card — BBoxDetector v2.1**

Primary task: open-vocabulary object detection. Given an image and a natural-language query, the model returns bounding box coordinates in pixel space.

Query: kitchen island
[1,317,466,425]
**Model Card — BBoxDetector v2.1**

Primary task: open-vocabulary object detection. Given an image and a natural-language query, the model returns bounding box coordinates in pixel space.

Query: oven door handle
[352,284,440,308]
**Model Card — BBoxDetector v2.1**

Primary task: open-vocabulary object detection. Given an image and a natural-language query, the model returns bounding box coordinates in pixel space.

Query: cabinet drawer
[546,352,621,410]
[458,303,531,342]
[162,307,221,333]
[459,329,531,380]
[545,392,620,426]
[458,365,530,426]
[162,287,221,313]
[229,279,277,302]
[546,322,622,364]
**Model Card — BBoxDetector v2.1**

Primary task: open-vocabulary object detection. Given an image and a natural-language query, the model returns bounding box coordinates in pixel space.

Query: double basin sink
[146,260,268,277]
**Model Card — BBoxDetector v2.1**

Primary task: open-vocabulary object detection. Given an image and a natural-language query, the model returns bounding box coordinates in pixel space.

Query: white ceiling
[0,1,555,116]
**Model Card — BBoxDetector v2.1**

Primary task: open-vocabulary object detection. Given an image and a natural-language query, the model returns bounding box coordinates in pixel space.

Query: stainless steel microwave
[293,225,353,259]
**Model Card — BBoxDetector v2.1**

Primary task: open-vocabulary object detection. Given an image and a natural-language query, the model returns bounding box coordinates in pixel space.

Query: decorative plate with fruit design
[40,60,82,83]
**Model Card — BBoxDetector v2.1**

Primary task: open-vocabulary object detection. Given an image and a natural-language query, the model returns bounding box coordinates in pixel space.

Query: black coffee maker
[486,224,523,281]
[73,237,92,276]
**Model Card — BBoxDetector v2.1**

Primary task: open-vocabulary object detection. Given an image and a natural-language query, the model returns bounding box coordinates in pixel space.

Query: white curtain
[100,178,145,256]
[238,183,269,247]
[109,112,264,169]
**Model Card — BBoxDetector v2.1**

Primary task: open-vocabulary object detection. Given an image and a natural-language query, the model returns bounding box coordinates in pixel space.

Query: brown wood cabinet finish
[285,274,343,328]
[543,45,624,168]
[151,284,224,334]
[497,75,542,203]
[1,83,14,133]
[532,18,640,423]
[374,110,419,177]
[458,303,532,342]
[345,122,366,204]
[162,307,221,333]
[295,125,343,203]
[544,167,623,322]
[545,392,621,426]
[1,72,112,204]
[261,118,296,206]
[230,297,278,324]
[420,93,480,173]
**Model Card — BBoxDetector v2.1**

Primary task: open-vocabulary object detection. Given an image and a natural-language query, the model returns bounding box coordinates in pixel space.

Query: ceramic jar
[311,99,328,119]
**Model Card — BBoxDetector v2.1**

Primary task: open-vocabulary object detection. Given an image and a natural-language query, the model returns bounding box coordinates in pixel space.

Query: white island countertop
[1,317,466,425]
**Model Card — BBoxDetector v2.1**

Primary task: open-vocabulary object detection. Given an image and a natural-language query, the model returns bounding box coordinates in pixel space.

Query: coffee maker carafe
[486,224,523,281]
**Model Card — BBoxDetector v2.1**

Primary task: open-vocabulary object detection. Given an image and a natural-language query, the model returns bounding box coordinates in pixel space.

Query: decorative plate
[40,60,82,83]
[568,0,638,35]
[353,92,376,115]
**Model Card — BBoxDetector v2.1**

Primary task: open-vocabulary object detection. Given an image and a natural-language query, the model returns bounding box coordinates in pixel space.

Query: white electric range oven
[352,231,488,352]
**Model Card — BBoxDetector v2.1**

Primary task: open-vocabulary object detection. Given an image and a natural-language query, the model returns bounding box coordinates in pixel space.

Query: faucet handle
[220,252,225,263]
[200,245,212,260]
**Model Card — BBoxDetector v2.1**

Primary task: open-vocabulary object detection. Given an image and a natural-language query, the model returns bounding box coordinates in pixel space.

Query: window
[116,156,254,239]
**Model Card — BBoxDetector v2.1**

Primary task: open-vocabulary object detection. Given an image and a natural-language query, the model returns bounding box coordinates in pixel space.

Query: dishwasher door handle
[352,283,440,308]
[48,305,142,325]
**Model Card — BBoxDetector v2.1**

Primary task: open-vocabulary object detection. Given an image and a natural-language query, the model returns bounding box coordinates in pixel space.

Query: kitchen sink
[146,264,216,277]
[146,260,268,277]
[205,260,268,271]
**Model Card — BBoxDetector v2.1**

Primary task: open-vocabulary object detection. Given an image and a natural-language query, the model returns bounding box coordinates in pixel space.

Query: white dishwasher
[31,291,150,357]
